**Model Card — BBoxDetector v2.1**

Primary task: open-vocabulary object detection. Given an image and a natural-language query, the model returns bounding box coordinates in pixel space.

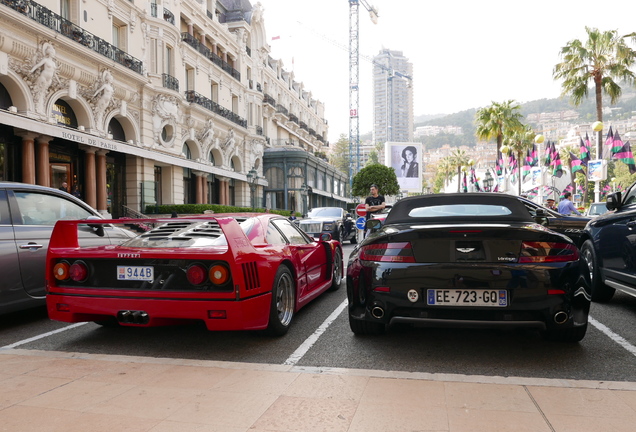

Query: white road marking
[1,322,87,350]
[283,298,348,366]
[589,315,636,357]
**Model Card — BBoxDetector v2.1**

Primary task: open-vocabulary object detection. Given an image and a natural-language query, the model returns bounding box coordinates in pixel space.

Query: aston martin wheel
[329,248,343,291]
[543,323,588,343]
[581,240,615,302]
[349,314,385,335]
[265,266,295,336]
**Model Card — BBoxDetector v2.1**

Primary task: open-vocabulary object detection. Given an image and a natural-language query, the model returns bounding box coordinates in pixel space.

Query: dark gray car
[580,184,636,302]
[0,182,135,314]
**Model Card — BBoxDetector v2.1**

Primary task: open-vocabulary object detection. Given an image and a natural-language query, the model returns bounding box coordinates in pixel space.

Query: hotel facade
[0,0,349,217]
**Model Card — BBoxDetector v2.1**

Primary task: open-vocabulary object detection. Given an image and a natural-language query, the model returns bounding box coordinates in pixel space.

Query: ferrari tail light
[209,264,230,286]
[360,242,415,263]
[186,264,207,285]
[69,261,89,282]
[53,262,70,281]
[518,242,579,263]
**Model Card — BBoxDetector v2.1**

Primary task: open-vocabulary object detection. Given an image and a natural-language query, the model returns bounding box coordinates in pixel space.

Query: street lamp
[246,167,258,209]
[301,182,309,215]
[483,170,494,192]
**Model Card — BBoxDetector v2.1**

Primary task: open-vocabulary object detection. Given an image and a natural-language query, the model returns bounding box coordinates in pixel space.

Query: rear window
[408,204,513,218]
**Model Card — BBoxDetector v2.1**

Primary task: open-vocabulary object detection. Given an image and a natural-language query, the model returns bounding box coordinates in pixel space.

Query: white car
[585,202,609,217]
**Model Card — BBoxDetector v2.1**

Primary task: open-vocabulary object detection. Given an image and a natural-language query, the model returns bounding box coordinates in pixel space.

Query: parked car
[346,193,591,342]
[580,185,636,302]
[298,207,356,243]
[0,182,135,315]
[517,196,590,248]
[46,214,344,335]
[585,202,610,218]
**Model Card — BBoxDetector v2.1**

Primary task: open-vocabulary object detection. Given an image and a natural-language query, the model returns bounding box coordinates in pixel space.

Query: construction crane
[349,0,378,192]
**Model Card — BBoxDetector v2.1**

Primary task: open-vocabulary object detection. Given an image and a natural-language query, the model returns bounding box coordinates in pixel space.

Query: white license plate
[427,289,507,307]
[117,266,154,281]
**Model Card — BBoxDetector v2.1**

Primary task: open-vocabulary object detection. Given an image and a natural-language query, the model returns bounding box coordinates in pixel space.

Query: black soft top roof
[384,193,534,225]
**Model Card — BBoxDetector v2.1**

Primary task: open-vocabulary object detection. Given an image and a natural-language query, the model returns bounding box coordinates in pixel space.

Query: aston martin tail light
[53,262,70,281]
[69,261,88,282]
[360,242,415,263]
[209,264,230,286]
[186,264,207,285]
[518,242,579,263]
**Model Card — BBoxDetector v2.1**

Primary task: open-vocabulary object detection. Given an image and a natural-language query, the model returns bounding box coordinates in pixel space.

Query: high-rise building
[372,49,413,144]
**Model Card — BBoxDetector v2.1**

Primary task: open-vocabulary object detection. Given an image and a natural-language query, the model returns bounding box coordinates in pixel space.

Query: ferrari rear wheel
[329,248,343,291]
[581,240,615,302]
[266,266,295,336]
[349,314,385,335]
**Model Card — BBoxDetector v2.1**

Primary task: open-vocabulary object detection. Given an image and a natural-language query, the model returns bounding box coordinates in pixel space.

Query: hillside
[414,88,636,150]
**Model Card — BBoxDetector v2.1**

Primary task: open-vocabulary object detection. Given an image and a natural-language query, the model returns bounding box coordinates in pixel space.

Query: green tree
[351,164,400,199]
[475,100,524,154]
[328,134,350,176]
[450,148,470,192]
[553,27,636,122]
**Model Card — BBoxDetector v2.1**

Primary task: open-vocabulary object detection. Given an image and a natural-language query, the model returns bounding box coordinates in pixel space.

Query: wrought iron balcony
[3,0,143,74]
[289,113,299,124]
[162,73,179,92]
[181,33,240,82]
[263,94,276,106]
[162,8,175,25]
[184,90,247,128]
[275,104,289,117]
[299,121,308,131]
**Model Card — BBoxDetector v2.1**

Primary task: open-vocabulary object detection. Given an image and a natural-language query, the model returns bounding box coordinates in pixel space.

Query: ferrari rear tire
[349,314,385,335]
[581,240,615,302]
[543,323,587,343]
[329,248,343,291]
[265,266,295,336]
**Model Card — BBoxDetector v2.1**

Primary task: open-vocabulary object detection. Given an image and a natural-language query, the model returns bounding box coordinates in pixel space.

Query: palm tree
[437,156,454,189]
[450,149,470,192]
[504,125,535,196]
[475,100,524,155]
[553,27,636,122]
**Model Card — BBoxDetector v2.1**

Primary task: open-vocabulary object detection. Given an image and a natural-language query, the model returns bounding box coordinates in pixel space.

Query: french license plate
[117,266,154,281]
[427,289,507,307]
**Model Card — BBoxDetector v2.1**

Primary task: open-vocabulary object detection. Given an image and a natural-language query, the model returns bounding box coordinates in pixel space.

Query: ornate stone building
[0,0,345,216]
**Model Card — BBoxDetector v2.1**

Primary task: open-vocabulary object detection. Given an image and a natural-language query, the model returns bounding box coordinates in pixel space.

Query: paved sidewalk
[1,348,636,432]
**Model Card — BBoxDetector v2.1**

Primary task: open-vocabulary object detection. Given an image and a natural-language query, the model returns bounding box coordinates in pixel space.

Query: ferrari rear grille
[299,222,322,233]
[242,261,260,290]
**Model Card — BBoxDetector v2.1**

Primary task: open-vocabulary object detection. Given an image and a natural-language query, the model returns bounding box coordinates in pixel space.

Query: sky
[259,0,636,143]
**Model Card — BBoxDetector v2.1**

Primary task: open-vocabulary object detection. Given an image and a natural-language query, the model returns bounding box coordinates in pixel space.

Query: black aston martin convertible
[346,193,591,342]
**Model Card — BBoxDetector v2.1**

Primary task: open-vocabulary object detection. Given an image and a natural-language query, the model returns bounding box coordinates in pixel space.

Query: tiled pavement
[1,348,636,432]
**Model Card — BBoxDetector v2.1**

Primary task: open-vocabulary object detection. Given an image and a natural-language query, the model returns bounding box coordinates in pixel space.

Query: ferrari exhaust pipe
[554,311,568,325]
[371,306,385,319]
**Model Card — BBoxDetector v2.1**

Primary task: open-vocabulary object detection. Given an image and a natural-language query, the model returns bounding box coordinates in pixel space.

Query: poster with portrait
[385,142,422,192]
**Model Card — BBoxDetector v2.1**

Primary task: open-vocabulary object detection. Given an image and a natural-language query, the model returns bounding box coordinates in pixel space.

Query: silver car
[0,182,135,315]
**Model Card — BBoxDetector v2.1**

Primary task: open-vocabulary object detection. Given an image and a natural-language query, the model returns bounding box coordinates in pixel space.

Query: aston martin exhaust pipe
[371,306,385,319]
[554,311,568,325]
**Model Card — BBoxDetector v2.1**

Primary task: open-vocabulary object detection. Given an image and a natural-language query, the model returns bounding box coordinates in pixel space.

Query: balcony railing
[162,8,175,25]
[263,94,276,106]
[184,90,247,128]
[289,113,299,124]
[275,104,289,117]
[181,33,240,82]
[162,73,179,92]
[3,0,143,74]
